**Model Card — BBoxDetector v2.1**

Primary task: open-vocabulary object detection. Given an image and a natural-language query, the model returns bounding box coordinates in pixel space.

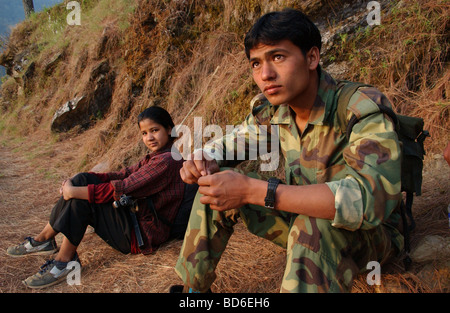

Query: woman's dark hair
[137,106,175,131]
[244,8,322,59]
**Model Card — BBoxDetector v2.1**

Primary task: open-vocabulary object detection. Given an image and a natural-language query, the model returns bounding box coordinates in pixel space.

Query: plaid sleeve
[109,153,172,200]
[87,182,115,203]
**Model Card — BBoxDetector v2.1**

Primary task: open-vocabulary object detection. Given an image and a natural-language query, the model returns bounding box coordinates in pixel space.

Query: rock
[410,235,450,264]
[50,96,89,132]
[0,43,38,77]
[43,51,65,76]
[324,62,349,79]
[90,161,110,173]
[22,61,36,91]
[50,60,116,132]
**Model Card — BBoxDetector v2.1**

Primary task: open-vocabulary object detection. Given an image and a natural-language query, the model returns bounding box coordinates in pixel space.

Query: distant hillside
[0,0,64,81]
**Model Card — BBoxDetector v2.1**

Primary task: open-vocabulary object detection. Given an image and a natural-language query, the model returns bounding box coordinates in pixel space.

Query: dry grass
[331,0,450,152]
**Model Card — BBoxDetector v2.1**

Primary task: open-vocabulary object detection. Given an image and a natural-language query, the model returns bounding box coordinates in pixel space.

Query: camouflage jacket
[203,69,403,241]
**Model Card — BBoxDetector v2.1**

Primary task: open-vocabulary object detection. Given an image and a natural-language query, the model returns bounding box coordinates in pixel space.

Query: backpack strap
[336,81,369,133]
[400,199,413,270]
[336,81,398,140]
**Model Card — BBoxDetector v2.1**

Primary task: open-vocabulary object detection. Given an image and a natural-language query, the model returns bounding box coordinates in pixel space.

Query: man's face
[249,40,317,108]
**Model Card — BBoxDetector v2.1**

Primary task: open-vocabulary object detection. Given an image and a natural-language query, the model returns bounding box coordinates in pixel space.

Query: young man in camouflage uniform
[173,9,403,293]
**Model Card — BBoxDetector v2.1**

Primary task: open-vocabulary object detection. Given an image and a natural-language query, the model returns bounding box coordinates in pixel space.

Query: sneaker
[22,254,82,289]
[6,237,58,257]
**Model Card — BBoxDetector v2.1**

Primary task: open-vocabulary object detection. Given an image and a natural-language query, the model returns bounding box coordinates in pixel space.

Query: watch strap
[264,178,281,209]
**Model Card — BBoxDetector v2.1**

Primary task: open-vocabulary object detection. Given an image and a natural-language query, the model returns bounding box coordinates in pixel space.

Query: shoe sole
[22,275,67,289]
[6,249,59,258]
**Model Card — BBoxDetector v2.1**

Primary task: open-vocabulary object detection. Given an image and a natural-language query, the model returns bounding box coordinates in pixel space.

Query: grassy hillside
[0,0,448,173]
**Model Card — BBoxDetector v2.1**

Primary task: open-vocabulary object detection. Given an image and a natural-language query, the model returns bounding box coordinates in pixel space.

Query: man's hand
[197,170,252,211]
[180,150,220,184]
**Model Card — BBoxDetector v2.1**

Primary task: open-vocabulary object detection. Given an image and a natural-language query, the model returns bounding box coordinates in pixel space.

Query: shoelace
[23,236,33,244]
[22,236,44,247]
[38,260,55,274]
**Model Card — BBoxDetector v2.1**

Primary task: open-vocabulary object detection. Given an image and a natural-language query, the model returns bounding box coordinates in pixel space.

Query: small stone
[410,235,450,263]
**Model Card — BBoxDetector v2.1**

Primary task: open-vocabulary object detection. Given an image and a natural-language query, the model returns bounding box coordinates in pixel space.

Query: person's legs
[48,173,101,247]
[174,171,292,292]
[55,237,77,262]
[280,215,398,292]
[49,172,132,255]
[174,191,238,292]
[174,170,399,293]
[34,222,58,242]
[32,222,76,262]
[22,172,132,288]
[91,200,132,254]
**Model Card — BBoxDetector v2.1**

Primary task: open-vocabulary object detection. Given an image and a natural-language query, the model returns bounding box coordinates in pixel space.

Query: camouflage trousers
[174,171,399,293]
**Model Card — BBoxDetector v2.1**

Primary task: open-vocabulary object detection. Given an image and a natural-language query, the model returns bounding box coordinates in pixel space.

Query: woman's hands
[60,178,73,200]
[59,177,89,201]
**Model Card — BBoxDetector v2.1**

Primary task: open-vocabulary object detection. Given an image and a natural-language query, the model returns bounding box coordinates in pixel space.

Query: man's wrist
[243,177,269,207]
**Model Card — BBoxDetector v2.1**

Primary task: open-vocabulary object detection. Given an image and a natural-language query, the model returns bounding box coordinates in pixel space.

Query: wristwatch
[264,178,281,209]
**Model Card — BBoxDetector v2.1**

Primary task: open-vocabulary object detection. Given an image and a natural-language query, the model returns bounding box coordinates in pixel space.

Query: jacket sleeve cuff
[87,183,115,203]
[87,184,96,203]
[326,176,364,231]
[110,180,123,201]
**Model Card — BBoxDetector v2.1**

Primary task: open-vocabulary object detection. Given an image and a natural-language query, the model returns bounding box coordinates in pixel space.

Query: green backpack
[335,81,429,269]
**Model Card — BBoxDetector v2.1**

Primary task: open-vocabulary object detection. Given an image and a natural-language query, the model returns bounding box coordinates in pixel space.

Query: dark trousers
[49,173,132,254]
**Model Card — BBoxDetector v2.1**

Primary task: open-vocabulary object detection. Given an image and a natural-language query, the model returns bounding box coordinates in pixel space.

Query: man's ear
[307,47,320,71]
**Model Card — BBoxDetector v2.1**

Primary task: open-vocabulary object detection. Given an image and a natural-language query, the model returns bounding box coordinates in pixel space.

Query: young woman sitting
[7,106,196,289]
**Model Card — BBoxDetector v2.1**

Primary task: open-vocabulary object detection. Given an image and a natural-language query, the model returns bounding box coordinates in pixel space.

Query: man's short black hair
[244,8,322,59]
